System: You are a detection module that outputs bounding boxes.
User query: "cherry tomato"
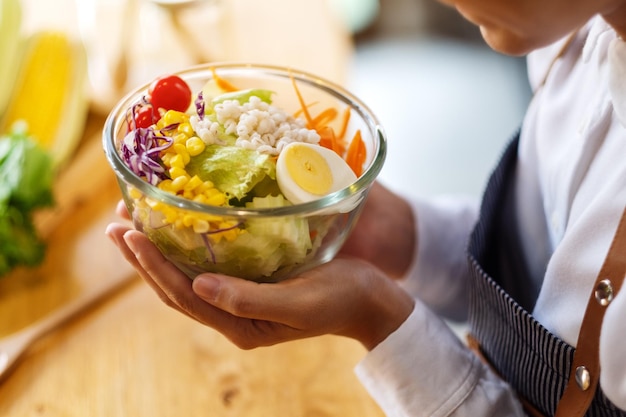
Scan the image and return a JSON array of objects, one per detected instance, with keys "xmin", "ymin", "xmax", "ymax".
[
  {"xmin": 133, "ymin": 105, "xmax": 159, "ymax": 129},
  {"xmin": 148, "ymin": 75, "xmax": 192, "ymax": 113}
]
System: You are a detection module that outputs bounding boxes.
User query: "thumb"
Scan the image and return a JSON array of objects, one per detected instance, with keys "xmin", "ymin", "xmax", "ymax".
[{"xmin": 191, "ymin": 273, "xmax": 315, "ymax": 325}]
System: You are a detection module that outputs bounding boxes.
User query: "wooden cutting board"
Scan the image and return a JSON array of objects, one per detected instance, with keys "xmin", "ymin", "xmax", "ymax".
[{"xmin": 0, "ymin": 120, "xmax": 384, "ymax": 417}]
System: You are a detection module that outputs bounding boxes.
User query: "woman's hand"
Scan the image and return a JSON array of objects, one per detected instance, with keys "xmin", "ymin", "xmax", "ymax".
[{"xmin": 106, "ymin": 218, "xmax": 414, "ymax": 351}]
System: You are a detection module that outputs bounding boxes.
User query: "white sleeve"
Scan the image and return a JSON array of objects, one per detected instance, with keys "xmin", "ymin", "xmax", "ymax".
[
  {"xmin": 355, "ymin": 194, "xmax": 526, "ymax": 416},
  {"xmin": 355, "ymin": 300, "xmax": 526, "ymax": 417},
  {"xmin": 399, "ymin": 195, "xmax": 480, "ymax": 321}
]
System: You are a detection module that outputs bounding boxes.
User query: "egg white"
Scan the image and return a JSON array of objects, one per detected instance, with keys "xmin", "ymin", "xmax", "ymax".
[{"xmin": 276, "ymin": 142, "xmax": 357, "ymax": 204}]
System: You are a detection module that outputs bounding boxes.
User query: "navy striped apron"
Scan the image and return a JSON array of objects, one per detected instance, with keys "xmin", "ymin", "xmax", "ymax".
[{"xmin": 467, "ymin": 133, "xmax": 626, "ymax": 416}]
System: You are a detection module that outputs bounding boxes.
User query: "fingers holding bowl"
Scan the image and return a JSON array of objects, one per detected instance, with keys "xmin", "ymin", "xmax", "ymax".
[
  {"xmin": 106, "ymin": 224, "xmax": 194, "ymax": 319},
  {"xmin": 107, "ymin": 224, "xmax": 413, "ymax": 350},
  {"xmin": 192, "ymin": 257, "xmax": 415, "ymax": 349}
]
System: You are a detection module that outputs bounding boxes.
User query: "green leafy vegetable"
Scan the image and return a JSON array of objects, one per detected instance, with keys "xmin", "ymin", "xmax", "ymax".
[
  {"xmin": 0, "ymin": 125, "xmax": 55, "ymax": 276},
  {"xmin": 186, "ymin": 144, "xmax": 276, "ymax": 201},
  {"xmin": 210, "ymin": 88, "xmax": 274, "ymax": 105}
]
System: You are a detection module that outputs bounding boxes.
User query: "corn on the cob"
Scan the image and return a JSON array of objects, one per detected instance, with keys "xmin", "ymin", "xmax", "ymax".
[
  {"xmin": 0, "ymin": 0, "xmax": 22, "ymax": 116},
  {"xmin": 1, "ymin": 30, "xmax": 89, "ymax": 168}
]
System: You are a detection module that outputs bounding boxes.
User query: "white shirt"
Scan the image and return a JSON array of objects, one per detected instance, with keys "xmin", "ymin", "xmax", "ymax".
[{"xmin": 355, "ymin": 16, "xmax": 626, "ymax": 416}]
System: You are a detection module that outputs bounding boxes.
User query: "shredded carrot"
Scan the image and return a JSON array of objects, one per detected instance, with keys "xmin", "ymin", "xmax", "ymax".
[
  {"xmin": 337, "ymin": 107, "xmax": 351, "ymax": 141},
  {"xmin": 318, "ymin": 127, "xmax": 334, "ymax": 150},
  {"xmin": 293, "ymin": 101, "xmax": 320, "ymax": 120},
  {"xmin": 211, "ymin": 67, "xmax": 239, "ymax": 92},
  {"xmin": 296, "ymin": 103, "xmax": 345, "ymax": 153},
  {"xmin": 311, "ymin": 107, "xmax": 338, "ymax": 128},
  {"xmin": 290, "ymin": 72, "xmax": 315, "ymax": 127},
  {"xmin": 289, "ymin": 72, "xmax": 365, "ymax": 176},
  {"xmin": 318, "ymin": 126, "xmax": 345, "ymax": 155},
  {"xmin": 345, "ymin": 130, "xmax": 366, "ymax": 177}
]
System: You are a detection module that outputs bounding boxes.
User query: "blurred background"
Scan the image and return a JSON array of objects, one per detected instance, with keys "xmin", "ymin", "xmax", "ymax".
[{"xmin": 348, "ymin": 0, "xmax": 531, "ymax": 199}]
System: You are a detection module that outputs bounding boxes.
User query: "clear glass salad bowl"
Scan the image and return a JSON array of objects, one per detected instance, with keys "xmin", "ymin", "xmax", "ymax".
[{"xmin": 103, "ymin": 63, "xmax": 386, "ymax": 282}]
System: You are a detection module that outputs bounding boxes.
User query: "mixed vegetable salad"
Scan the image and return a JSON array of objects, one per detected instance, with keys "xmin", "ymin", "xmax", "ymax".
[{"xmin": 119, "ymin": 69, "xmax": 367, "ymax": 280}]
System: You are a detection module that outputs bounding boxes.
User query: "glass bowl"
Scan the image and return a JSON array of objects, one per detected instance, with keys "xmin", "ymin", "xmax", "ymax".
[{"xmin": 103, "ymin": 63, "xmax": 386, "ymax": 282}]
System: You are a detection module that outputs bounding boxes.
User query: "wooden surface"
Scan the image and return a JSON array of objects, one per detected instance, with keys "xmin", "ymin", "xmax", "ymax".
[
  {"xmin": 0, "ymin": 1, "xmax": 383, "ymax": 416},
  {"xmin": 0, "ymin": 125, "xmax": 383, "ymax": 417}
]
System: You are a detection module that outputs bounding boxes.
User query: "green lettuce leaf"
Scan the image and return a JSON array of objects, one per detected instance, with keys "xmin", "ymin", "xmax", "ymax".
[
  {"xmin": 211, "ymin": 88, "xmax": 274, "ymax": 105},
  {"xmin": 185, "ymin": 144, "xmax": 276, "ymax": 201}
]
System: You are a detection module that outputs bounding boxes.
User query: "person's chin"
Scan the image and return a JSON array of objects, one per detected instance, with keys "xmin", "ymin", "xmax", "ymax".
[{"xmin": 480, "ymin": 27, "xmax": 538, "ymax": 57}]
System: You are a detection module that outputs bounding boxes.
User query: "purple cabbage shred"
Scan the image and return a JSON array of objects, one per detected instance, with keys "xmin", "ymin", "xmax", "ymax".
[
  {"xmin": 121, "ymin": 102, "xmax": 173, "ymax": 185},
  {"xmin": 195, "ymin": 91, "xmax": 205, "ymax": 120}
]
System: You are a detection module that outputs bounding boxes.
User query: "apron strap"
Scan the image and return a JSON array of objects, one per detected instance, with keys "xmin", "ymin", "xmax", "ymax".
[
  {"xmin": 554, "ymin": 207, "xmax": 626, "ymax": 416},
  {"xmin": 468, "ymin": 207, "xmax": 626, "ymax": 416}
]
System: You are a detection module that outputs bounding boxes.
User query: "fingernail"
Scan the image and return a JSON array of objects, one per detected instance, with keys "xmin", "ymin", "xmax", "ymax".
[
  {"xmin": 105, "ymin": 225, "xmax": 126, "ymax": 249},
  {"xmin": 192, "ymin": 275, "xmax": 221, "ymax": 301},
  {"xmin": 105, "ymin": 227, "xmax": 117, "ymax": 245},
  {"xmin": 123, "ymin": 231, "xmax": 138, "ymax": 251}
]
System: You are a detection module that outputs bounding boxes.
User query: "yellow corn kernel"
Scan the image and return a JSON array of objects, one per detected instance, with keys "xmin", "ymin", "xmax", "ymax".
[
  {"xmin": 181, "ymin": 214, "xmax": 195, "ymax": 228},
  {"xmin": 164, "ymin": 209, "xmax": 178, "ymax": 224},
  {"xmin": 173, "ymin": 143, "xmax": 190, "ymax": 165},
  {"xmin": 192, "ymin": 219, "xmax": 210, "ymax": 234},
  {"xmin": 199, "ymin": 181, "xmax": 216, "ymax": 193},
  {"xmin": 206, "ymin": 187, "xmax": 224, "ymax": 200},
  {"xmin": 162, "ymin": 110, "xmax": 187, "ymax": 126},
  {"xmin": 170, "ymin": 175, "xmax": 189, "ymax": 192},
  {"xmin": 157, "ymin": 179, "xmax": 174, "ymax": 192},
  {"xmin": 184, "ymin": 175, "xmax": 203, "ymax": 192},
  {"xmin": 160, "ymin": 152, "xmax": 174, "ymax": 167},
  {"xmin": 207, "ymin": 233, "xmax": 222, "ymax": 244},
  {"xmin": 169, "ymin": 154, "xmax": 185, "ymax": 169},
  {"xmin": 173, "ymin": 218, "xmax": 185, "ymax": 229},
  {"xmin": 221, "ymin": 220, "xmax": 239, "ymax": 230},
  {"xmin": 192, "ymin": 193, "xmax": 208, "ymax": 204},
  {"xmin": 169, "ymin": 166, "xmax": 187, "ymax": 178},
  {"xmin": 212, "ymin": 223, "xmax": 240, "ymax": 242},
  {"xmin": 128, "ymin": 186, "xmax": 142, "ymax": 200},
  {"xmin": 180, "ymin": 190, "xmax": 193, "ymax": 200},
  {"xmin": 186, "ymin": 136, "xmax": 205, "ymax": 156},
  {"xmin": 205, "ymin": 186, "xmax": 221, "ymax": 195},
  {"xmin": 205, "ymin": 192, "xmax": 226, "ymax": 206},
  {"xmin": 205, "ymin": 214, "xmax": 225, "ymax": 223},
  {"xmin": 178, "ymin": 122, "xmax": 194, "ymax": 137},
  {"xmin": 171, "ymin": 133, "xmax": 187, "ymax": 144},
  {"xmin": 221, "ymin": 229, "xmax": 239, "ymax": 242},
  {"xmin": 145, "ymin": 197, "xmax": 162, "ymax": 209}
]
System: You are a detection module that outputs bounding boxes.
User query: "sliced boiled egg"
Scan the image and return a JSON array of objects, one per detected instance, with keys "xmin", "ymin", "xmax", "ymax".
[{"xmin": 276, "ymin": 142, "xmax": 357, "ymax": 204}]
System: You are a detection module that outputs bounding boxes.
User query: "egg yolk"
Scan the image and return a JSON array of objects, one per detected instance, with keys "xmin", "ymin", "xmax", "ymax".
[{"xmin": 284, "ymin": 144, "xmax": 333, "ymax": 195}]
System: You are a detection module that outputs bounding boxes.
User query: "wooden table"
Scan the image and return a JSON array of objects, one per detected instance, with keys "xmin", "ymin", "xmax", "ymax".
[
  {"xmin": 0, "ymin": 176, "xmax": 383, "ymax": 416},
  {"xmin": 0, "ymin": 1, "xmax": 383, "ymax": 415}
]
